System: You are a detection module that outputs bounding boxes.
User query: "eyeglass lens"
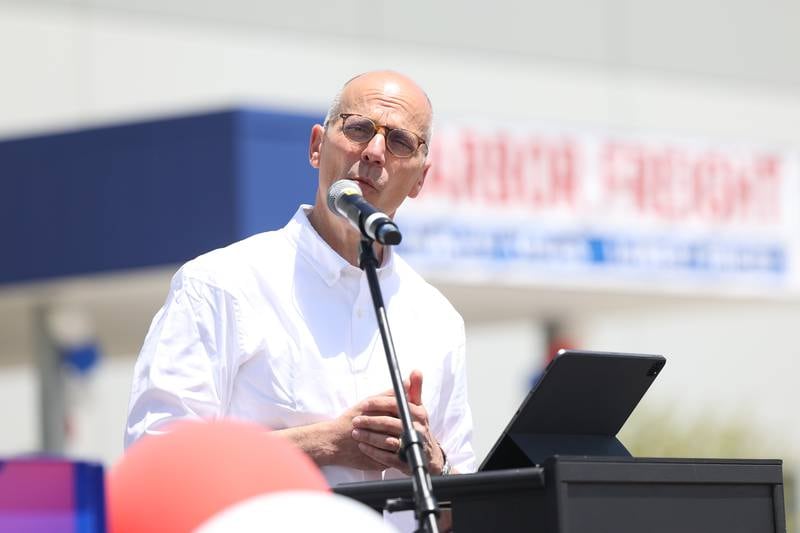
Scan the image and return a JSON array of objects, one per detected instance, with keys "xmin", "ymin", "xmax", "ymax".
[{"xmin": 342, "ymin": 115, "xmax": 420, "ymax": 157}]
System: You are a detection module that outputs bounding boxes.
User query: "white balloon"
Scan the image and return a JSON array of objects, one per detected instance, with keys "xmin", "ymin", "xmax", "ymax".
[{"xmin": 194, "ymin": 490, "xmax": 401, "ymax": 532}]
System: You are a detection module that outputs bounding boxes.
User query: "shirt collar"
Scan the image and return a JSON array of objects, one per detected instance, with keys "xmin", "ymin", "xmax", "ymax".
[{"xmin": 285, "ymin": 205, "xmax": 396, "ymax": 286}]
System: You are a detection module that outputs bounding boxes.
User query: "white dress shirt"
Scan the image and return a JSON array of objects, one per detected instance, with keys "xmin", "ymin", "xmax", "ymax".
[{"xmin": 125, "ymin": 205, "xmax": 475, "ymax": 487}]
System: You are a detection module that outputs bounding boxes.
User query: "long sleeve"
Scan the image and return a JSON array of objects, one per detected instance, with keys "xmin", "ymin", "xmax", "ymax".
[
  {"xmin": 436, "ymin": 319, "xmax": 476, "ymax": 473},
  {"xmin": 124, "ymin": 267, "xmax": 244, "ymax": 448}
]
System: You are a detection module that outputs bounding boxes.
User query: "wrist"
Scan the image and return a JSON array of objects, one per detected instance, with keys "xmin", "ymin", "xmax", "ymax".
[
  {"xmin": 438, "ymin": 444, "xmax": 451, "ymax": 476},
  {"xmin": 275, "ymin": 422, "xmax": 336, "ymax": 467},
  {"xmin": 313, "ymin": 420, "xmax": 340, "ymax": 466}
]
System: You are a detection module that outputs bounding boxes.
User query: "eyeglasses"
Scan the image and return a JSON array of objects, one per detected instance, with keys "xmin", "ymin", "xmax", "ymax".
[{"xmin": 338, "ymin": 113, "xmax": 427, "ymax": 158}]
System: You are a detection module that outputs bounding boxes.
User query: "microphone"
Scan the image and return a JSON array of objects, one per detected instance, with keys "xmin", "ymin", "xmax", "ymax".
[{"xmin": 327, "ymin": 180, "xmax": 402, "ymax": 245}]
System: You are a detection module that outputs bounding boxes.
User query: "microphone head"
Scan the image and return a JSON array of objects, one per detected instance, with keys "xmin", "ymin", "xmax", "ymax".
[{"xmin": 327, "ymin": 179, "xmax": 363, "ymax": 215}]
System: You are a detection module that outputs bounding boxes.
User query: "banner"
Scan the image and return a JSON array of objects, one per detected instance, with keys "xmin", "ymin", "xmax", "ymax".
[{"xmin": 397, "ymin": 120, "xmax": 800, "ymax": 294}]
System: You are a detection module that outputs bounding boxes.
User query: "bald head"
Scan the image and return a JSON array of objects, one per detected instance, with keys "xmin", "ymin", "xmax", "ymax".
[{"xmin": 324, "ymin": 71, "xmax": 433, "ymax": 144}]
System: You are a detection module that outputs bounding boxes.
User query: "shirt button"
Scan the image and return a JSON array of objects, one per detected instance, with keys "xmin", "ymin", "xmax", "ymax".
[{"xmin": 356, "ymin": 308, "xmax": 363, "ymax": 319}]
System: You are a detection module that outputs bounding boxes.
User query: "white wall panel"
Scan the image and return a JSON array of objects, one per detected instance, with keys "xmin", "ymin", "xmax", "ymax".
[
  {"xmin": 465, "ymin": 319, "xmax": 546, "ymax": 463},
  {"xmin": 3, "ymin": 1, "xmax": 800, "ymax": 145},
  {"xmin": 63, "ymin": 356, "xmax": 136, "ymax": 465},
  {"xmin": 0, "ymin": 364, "xmax": 39, "ymax": 454}
]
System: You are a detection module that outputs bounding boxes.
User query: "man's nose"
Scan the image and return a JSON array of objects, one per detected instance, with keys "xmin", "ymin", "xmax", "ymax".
[{"xmin": 361, "ymin": 133, "xmax": 386, "ymax": 167}]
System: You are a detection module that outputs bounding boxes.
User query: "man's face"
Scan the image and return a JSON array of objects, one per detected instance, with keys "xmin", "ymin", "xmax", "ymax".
[{"xmin": 309, "ymin": 73, "xmax": 431, "ymax": 218}]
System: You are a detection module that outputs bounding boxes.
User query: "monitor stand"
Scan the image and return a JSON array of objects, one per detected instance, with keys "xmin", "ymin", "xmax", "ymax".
[{"xmin": 481, "ymin": 432, "xmax": 631, "ymax": 470}]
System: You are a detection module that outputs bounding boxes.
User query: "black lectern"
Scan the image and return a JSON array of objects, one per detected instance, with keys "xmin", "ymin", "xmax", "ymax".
[
  {"xmin": 334, "ymin": 351, "xmax": 787, "ymax": 532},
  {"xmin": 334, "ymin": 456, "xmax": 786, "ymax": 533}
]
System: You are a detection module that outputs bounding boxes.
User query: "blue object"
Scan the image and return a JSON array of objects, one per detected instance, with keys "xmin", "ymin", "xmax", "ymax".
[
  {"xmin": 61, "ymin": 344, "xmax": 100, "ymax": 375},
  {"xmin": 0, "ymin": 108, "xmax": 320, "ymax": 285}
]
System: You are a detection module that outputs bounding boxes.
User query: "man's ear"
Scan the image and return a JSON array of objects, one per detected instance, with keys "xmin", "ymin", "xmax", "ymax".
[
  {"xmin": 408, "ymin": 159, "xmax": 431, "ymax": 199},
  {"xmin": 309, "ymin": 124, "xmax": 324, "ymax": 169}
]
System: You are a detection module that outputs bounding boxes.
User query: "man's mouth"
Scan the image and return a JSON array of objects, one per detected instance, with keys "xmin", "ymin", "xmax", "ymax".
[{"xmin": 352, "ymin": 178, "xmax": 378, "ymax": 192}]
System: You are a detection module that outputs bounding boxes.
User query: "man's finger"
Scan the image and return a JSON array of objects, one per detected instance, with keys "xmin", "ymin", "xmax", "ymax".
[
  {"xmin": 408, "ymin": 369, "xmax": 423, "ymax": 405},
  {"xmin": 357, "ymin": 443, "xmax": 409, "ymax": 474},
  {"xmin": 351, "ymin": 427, "xmax": 401, "ymax": 452},
  {"xmin": 360, "ymin": 397, "xmax": 430, "ymax": 427},
  {"xmin": 361, "ymin": 396, "xmax": 400, "ymax": 415},
  {"xmin": 353, "ymin": 414, "xmax": 403, "ymax": 435}
]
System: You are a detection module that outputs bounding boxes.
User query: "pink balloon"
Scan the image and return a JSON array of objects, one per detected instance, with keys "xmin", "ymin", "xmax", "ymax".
[{"xmin": 108, "ymin": 420, "xmax": 329, "ymax": 533}]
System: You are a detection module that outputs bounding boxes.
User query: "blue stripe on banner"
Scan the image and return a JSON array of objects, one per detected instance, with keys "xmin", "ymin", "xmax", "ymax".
[
  {"xmin": 398, "ymin": 220, "xmax": 787, "ymax": 279},
  {"xmin": 588, "ymin": 237, "xmax": 606, "ymax": 264}
]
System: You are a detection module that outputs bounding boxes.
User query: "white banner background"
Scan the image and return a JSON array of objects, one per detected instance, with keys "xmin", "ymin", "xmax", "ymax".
[{"xmin": 397, "ymin": 119, "xmax": 800, "ymax": 295}]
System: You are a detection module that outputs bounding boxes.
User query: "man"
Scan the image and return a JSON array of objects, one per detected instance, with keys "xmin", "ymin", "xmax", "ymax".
[{"xmin": 125, "ymin": 71, "xmax": 475, "ymax": 487}]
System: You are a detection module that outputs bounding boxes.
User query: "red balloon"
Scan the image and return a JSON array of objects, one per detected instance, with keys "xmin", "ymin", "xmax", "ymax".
[{"xmin": 108, "ymin": 419, "xmax": 329, "ymax": 533}]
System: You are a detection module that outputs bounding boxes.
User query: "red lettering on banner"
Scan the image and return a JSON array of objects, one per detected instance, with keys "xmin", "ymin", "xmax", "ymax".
[
  {"xmin": 426, "ymin": 130, "xmax": 578, "ymax": 211},
  {"xmin": 461, "ymin": 131, "xmax": 478, "ymax": 203},
  {"xmin": 516, "ymin": 138, "xmax": 577, "ymax": 208},
  {"xmin": 425, "ymin": 128, "xmax": 783, "ymax": 227},
  {"xmin": 425, "ymin": 130, "xmax": 468, "ymax": 201},
  {"xmin": 552, "ymin": 141, "xmax": 578, "ymax": 208},
  {"xmin": 647, "ymin": 148, "xmax": 677, "ymax": 218},
  {"xmin": 754, "ymin": 155, "xmax": 781, "ymax": 223},
  {"xmin": 601, "ymin": 142, "xmax": 782, "ymax": 225},
  {"xmin": 469, "ymin": 132, "xmax": 510, "ymax": 205},
  {"xmin": 603, "ymin": 143, "xmax": 647, "ymax": 213}
]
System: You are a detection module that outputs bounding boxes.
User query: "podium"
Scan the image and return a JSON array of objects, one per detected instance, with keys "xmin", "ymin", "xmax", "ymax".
[
  {"xmin": 335, "ymin": 351, "xmax": 786, "ymax": 531},
  {"xmin": 334, "ymin": 456, "xmax": 786, "ymax": 533}
]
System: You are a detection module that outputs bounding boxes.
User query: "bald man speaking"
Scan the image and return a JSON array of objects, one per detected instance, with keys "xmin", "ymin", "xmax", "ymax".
[{"xmin": 125, "ymin": 71, "xmax": 475, "ymax": 497}]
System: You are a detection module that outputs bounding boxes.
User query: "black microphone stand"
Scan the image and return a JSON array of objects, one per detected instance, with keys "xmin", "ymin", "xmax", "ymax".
[{"xmin": 358, "ymin": 238, "xmax": 440, "ymax": 533}]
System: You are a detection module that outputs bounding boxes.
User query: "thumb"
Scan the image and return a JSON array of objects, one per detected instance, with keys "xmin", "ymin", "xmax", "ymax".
[{"xmin": 408, "ymin": 369, "xmax": 423, "ymax": 405}]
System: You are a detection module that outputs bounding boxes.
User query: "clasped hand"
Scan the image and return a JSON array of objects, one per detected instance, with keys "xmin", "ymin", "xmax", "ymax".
[{"xmin": 335, "ymin": 369, "xmax": 444, "ymax": 475}]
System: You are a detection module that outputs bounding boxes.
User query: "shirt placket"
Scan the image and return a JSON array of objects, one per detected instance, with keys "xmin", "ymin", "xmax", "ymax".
[{"xmin": 349, "ymin": 272, "xmax": 379, "ymax": 401}]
